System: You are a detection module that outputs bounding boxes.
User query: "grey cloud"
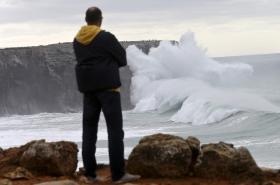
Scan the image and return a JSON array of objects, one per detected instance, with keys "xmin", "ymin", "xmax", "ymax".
[{"xmin": 0, "ymin": 0, "xmax": 280, "ymax": 25}]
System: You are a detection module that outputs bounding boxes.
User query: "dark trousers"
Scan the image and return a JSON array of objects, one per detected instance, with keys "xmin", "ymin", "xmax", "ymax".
[{"xmin": 82, "ymin": 90, "xmax": 125, "ymax": 181}]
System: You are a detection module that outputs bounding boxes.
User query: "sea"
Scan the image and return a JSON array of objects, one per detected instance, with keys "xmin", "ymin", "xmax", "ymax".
[{"xmin": 0, "ymin": 32, "xmax": 279, "ymax": 168}]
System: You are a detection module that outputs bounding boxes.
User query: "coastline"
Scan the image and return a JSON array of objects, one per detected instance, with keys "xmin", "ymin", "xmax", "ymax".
[{"xmin": 1, "ymin": 134, "xmax": 280, "ymax": 185}]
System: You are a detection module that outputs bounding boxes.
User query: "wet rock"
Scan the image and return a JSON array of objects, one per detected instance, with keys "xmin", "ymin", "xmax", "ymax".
[
  {"xmin": 2, "ymin": 167, "xmax": 33, "ymax": 180},
  {"xmin": 34, "ymin": 180, "xmax": 78, "ymax": 185},
  {"xmin": 0, "ymin": 179, "xmax": 12, "ymax": 185},
  {"xmin": 195, "ymin": 142, "xmax": 263, "ymax": 182},
  {"xmin": 19, "ymin": 140, "xmax": 78, "ymax": 176},
  {"xmin": 127, "ymin": 133, "xmax": 192, "ymax": 177}
]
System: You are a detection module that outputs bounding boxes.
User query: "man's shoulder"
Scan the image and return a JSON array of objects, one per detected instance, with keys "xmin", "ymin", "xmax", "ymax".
[{"xmin": 99, "ymin": 30, "xmax": 116, "ymax": 40}]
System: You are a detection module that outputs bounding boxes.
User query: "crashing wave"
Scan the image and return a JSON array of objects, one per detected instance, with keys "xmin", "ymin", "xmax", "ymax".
[{"xmin": 127, "ymin": 32, "xmax": 280, "ymax": 125}]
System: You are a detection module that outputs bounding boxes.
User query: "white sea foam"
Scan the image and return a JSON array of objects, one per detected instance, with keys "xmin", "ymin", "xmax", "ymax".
[{"xmin": 127, "ymin": 32, "xmax": 280, "ymax": 125}]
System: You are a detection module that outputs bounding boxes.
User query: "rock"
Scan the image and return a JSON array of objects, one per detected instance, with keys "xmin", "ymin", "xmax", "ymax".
[
  {"xmin": 0, "ymin": 179, "xmax": 12, "ymax": 185},
  {"xmin": 186, "ymin": 136, "xmax": 201, "ymax": 172},
  {"xmin": 127, "ymin": 133, "xmax": 192, "ymax": 177},
  {"xmin": 0, "ymin": 140, "xmax": 78, "ymax": 177},
  {"xmin": 195, "ymin": 142, "xmax": 263, "ymax": 182},
  {"xmin": 34, "ymin": 180, "xmax": 78, "ymax": 185},
  {"xmin": 186, "ymin": 136, "xmax": 200, "ymax": 154},
  {"xmin": 2, "ymin": 167, "xmax": 33, "ymax": 180},
  {"xmin": 0, "ymin": 140, "xmax": 37, "ymax": 174},
  {"xmin": 77, "ymin": 176, "xmax": 88, "ymax": 184},
  {"xmin": 261, "ymin": 167, "xmax": 280, "ymax": 179},
  {"xmin": 0, "ymin": 147, "xmax": 4, "ymax": 158},
  {"xmin": 139, "ymin": 134, "xmax": 184, "ymax": 144},
  {"xmin": 19, "ymin": 140, "xmax": 78, "ymax": 176},
  {"xmin": 262, "ymin": 181, "xmax": 277, "ymax": 185}
]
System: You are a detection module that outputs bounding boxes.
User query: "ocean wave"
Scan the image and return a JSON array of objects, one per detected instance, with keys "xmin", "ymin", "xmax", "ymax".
[{"xmin": 127, "ymin": 32, "xmax": 280, "ymax": 125}]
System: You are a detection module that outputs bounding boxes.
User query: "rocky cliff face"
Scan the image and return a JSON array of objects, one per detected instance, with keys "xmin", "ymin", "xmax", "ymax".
[{"xmin": 0, "ymin": 41, "xmax": 160, "ymax": 116}]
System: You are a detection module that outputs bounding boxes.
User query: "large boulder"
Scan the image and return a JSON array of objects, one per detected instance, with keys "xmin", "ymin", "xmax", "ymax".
[
  {"xmin": 19, "ymin": 140, "xmax": 78, "ymax": 176},
  {"xmin": 127, "ymin": 133, "xmax": 192, "ymax": 177},
  {"xmin": 195, "ymin": 142, "xmax": 263, "ymax": 181},
  {"xmin": 0, "ymin": 141, "xmax": 36, "ymax": 174}
]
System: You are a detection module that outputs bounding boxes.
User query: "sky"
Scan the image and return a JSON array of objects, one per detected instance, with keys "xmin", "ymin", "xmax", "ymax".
[{"xmin": 0, "ymin": 0, "xmax": 280, "ymax": 57}]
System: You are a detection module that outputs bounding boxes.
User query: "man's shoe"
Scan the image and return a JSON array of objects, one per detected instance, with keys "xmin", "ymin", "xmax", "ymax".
[{"xmin": 114, "ymin": 173, "xmax": 141, "ymax": 184}]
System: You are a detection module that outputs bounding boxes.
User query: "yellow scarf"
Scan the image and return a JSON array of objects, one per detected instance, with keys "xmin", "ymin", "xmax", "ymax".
[{"xmin": 75, "ymin": 25, "xmax": 101, "ymax": 45}]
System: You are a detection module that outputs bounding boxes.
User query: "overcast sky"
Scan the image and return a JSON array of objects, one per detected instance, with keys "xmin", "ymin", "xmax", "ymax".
[{"xmin": 0, "ymin": 0, "xmax": 280, "ymax": 56}]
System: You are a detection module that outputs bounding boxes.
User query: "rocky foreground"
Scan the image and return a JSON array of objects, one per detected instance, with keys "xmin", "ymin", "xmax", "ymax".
[{"xmin": 0, "ymin": 134, "xmax": 280, "ymax": 185}]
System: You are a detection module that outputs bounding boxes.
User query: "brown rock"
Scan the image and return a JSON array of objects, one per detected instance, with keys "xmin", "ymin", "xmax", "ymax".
[
  {"xmin": 262, "ymin": 181, "xmax": 277, "ymax": 185},
  {"xmin": 2, "ymin": 167, "xmax": 33, "ymax": 180},
  {"xmin": 34, "ymin": 180, "xmax": 78, "ymax": 185},
  {"xmin": 139, "ymin": 134, "xmax": 184, "ymax": 144},
  {"xmin": 186, "ymin": 136, "xmax": 200, "ymax": 152},
  {"xmin": 0, "ymin": 141, "xmax": 38, "ymax": 174},
  {"xmin": 261, "ymin": 167, "xmax": 280, "ymax": 179},
  {"xmin": 127, "ymin": 133, "xmax": 192, "ymax": 177},
  {"xmin": 195, "ymin": 142, "xmax": 263, "ymax": 182},
  {"xmin": 19, "ymin": 140, "xmax": 78, "ymax": 176},
  {"xmin": 186, "ymin": 136, "xmax": 201, "ymax": 173},
  {"xmin": 0, "ymin": 179, "xmax": 12, "ymax": 185},
  {"xmin": 0, "ymin": 147, "xmax": 4, "ymax": 158}
]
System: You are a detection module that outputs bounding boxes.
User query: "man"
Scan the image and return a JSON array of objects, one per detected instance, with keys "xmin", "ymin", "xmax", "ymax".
[{"xmin": 73, "ymin": 7, "xmax": 140, "ymax": 183}]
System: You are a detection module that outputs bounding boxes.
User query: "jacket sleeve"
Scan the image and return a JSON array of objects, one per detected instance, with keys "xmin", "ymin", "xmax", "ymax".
[{"xmin": 104, "ymin": 32, "xmax": 127, "ymax": 67}]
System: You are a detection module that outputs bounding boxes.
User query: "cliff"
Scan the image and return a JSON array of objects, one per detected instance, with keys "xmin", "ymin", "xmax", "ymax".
[{"xmin": 0, "ymin": 41, "xmax": 160, "ymax": 116}]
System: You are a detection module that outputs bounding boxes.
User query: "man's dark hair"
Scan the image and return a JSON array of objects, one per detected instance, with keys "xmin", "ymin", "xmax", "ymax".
[{"xmin": 85, "ymin": 7, "xmax": 102, "ymax": 24}]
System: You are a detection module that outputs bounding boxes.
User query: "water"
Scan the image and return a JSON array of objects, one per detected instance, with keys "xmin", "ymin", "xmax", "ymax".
[
  {"xmin": 0, "ymin": 110, "xmax": 280, "ymax": 168},
  {"xmin": 0, "ymin": 111, "xmax": 180, "ymax": 167},
  {"xmin": 0, "ymin": 32, "xmax": 280, "ymax": 169}
]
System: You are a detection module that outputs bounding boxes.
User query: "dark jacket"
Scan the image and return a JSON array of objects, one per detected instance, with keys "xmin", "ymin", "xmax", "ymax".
[{"xmin": 73, "ymin": 25, "xmax": 127, "ymax": 93}]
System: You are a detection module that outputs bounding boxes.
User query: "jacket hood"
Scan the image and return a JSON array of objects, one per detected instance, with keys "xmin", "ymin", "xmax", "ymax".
[{"xmin": 75, "ymin": 25, "xmax": 101, "ymax": 45}]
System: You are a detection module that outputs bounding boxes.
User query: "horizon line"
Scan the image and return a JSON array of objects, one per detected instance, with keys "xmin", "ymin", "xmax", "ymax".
[{"xmin": 0, "ymin": 41, "xmax": 279, "ymax": 58}]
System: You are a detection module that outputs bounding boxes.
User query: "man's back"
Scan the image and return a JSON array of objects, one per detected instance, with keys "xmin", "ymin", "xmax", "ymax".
[{"xmin": 73, "ymin": 26, "xmax": 127, "ymax": 92}]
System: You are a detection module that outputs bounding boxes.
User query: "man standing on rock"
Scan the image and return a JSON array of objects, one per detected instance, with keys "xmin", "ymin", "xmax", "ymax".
[{"xmin": 73, "ymin": 7, "xmax": 140, "ymax": 183}]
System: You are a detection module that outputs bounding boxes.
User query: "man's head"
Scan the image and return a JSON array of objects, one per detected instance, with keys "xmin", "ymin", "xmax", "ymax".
[{"xmin": 85, "ymin": 7, "xmax": 102, "ymax": 26}]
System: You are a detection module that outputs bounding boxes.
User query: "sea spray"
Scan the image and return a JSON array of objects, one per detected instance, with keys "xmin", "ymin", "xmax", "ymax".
[{"xmin": 127, "ymin": 32, "xmax": 280, "ymax": 125}]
